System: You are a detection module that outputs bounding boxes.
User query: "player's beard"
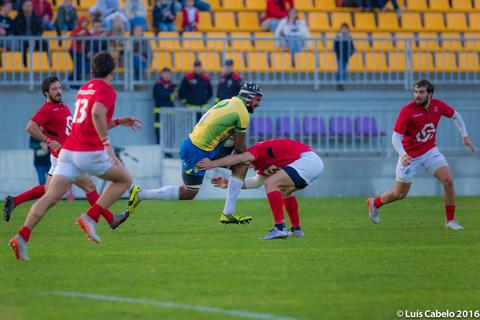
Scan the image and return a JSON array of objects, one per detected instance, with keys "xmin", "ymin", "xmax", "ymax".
[
  {"xmin": 50, "ymin": 94, "xmax": 62, "ymax": 104},
  {"xmin": 415, "ymin": 97, "xmax": 429, "ymax": 106}
]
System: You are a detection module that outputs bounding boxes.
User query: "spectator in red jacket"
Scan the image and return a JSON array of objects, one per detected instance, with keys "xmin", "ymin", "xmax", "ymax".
[
  {"xmin": 261, "ymin": 0, "xmax": 294, "ymax": 32},
  {"xmin": 182, "ymin": 0, "xmax": 198, "ymax": 31},
  {"xmin": 33, "ymin": 0, "xmax": 53, "ymax": 30}
]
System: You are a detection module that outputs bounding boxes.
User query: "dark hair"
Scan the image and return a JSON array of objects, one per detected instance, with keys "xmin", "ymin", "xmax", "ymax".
[
  {"xmin": 92, "ymin": 51, "xmax": 115, "ymax": 78},
  {"xmin": 415, "ymin": 79, "xmax": 434, "ymax": 94},
  {"xmin": 41, "ymin": 76, "xmax": 60, "ymax": 97},
  {"xmin": 340, "ymin": 23, "xmax": 350, "ymax": 30}
]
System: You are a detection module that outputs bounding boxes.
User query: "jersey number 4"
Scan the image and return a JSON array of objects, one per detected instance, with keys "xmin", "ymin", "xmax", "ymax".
[
  {"xmin": 73, "ymin": 99, "xmax": 89, "ymax": 124},
  {"xmin": 416, "ymin": 123, "xmax": 435, "ymax": 142}
]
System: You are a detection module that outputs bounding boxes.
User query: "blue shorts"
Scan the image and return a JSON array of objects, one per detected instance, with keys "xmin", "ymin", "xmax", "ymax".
[{"xmin": 179, "ymin": 138, "xmax": 232, "ymax": 186}]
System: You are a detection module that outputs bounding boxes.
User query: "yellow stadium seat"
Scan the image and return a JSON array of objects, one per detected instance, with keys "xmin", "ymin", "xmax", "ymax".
[
  {"xmin": 152, "ymin": 52, "xmax": 173, "ymax": 72},
  {"xmin": 353, "ymin": 13, "xmax": 376, "ymax": 32},
  {"xmin": 48, "ymin": 36, "xmax": 71, "ymax": 51},
  {"xmin": 246, "ymin": 52, "xmax": 270, "ymax": 72},
  {"xmin": 388, "ymin": 52, "xmax": 407, "ymax": 73},
  {"xmin": 407, "ymin": 0, "xmax": 427, "ymax": 11},
  {"xmin": 229, "ymin": 32, "xmax": 253, "ymax": 52},
  {"xmin": 28, "ymin": 52, "xmax": 50, "ymax": 72},
  {"xmin": 434, "ymin": 52, "xmax": 457, "ymax": 72},
  {"xmin": 223, "ymin": 53, "xmax": 246, "ymax": 72},
  {"xmin": 198, "ymin": 12, "xmax": 215, "ymax": 31},
  {"xmin": 245, "ymin": 0, "xmax": 266, "ymax": 11},
  {"xmin": 51, "ymin": 52, "xmax": 73, "ymax": 72},
  {"xmin": 1, "ymin": 52, "xmax": 24, "ymax": 72},
  {"xmin": 205, "ymin": 32, "xmax": 228, "ymax": 51},
  {"xmin": 222, "ymin": 0, "xmax": 244, "ymax": 10},
  {"xmin": 348, "ymin": 52, "xmax": 364, "ymax": 72},
  {"xmin": 365, "ymin": 52, "xmax": 388, "ymax": 72},
  {"xmin": 452, "ymin": 0, "xmax": 474, "ymax": 11},
  {"xmin": 412, "ymin": 52, "xmax": 435, "ymax": 72},
  {"xmin": 253, "ymin": 32, "xmax": 277, "ymax": 51},
  {"xmin": 424, "ymin": 13, "xmax": 446, "ymax": 31},
  {"xmin": 331, "ymin": 12, "xmax": 353, "ymax": 30},
  {"xmin": 271, "ymin": 52, "xmax": 294, "ymax": 72},
  {"xmin": 394, "ymin": 32, "xmax": 416, "ymax": 50},
  {"xmin": 429, "ymin": 0, "xmax": 450, "ymax": 11},
  {"xmin": 174, "ymin": 52, "xmax": 197, "ymax": 72},
  {"xmin": 159, "ymin": 32, "xmax": 181, "ymax": 51},
  {"xmin": 378, "ymin": 13, "xmax": 400, "ymax": 32},
  {"xmin": 197, "ymin": 52, "xmax": 221, "ymax": 72},
  {"xmin": 371, "ymin": 32, "xmax": 395, "ymax": 51},
  {"xmin": 417, "ymin": 32, "xmax": 441, "ymax": 51},
  {"xmin": 318, "ymin": 52, "xmax": 337, "ymax": 72},
  {"xmin": 80, "ymin": 0, "xmax": 95, "ymax": 9},
  {"xmin": 464, "ymin": 33, "xmax": 480, "ymax": 51},
  {"xmin": 215, "ymin": 12, "xmax": 237, "ymax": 31},
  {"xmin": 238, "ymin": 12, "xmax": 261, "ymax": 31},
  {"xmin": 441, "ymin": 32, "xmax": 463, "ymax": 51},
  {"xmin": 182, "ymin": 32, "xmax": 205, "ymax": 51},
  {"xmin": 470, "ymin": 13, "xmax": 480, "ymax": 31},
  {"xmin": 446, "ymin": 13, "xmax": 468, "ymax": 31},
  {"xmin": 209, "ymin": 0, "xmax": 221, "ymax": 11},
  {"xmin": 323, "ymin": 31, "xmax": 337, "ymax": 51},
  {"xmin": 315, "ymin": 0, "xmax": 336, "ymax": 11},
  {"xmin": 174, "ymin": 12, "xmax": 183, "ymax": 31},
  {"xmin": 295, "ymin": 0, "xmax": 315, "ymax": 11},
  {"xmin": 458, "ymin": 52, "xmax": 479, "ymax": 72},
  {"xmin": 351, "ymin": 32, "xmax": 370, "ymax": 51},
  {"xmin": 308, "ymin": 12, "xmax": 330, "ymax": 32},
  {"xmin": 400, "ymin": 13, "xmax": 423, "ymax": 32},
  {"xmin": 475, "ymin": 0, "xmax": 480, "ymax": 10},
  {"xmin": 294, "ymin": 52, "xmax": 316, "ymax": 72}
]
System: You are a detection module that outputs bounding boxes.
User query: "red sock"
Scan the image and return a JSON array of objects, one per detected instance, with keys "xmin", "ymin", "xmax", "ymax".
[
  {"xmin": 267, "ymin": 191, "xmax": 285, "ymax": 224},
  {"xmin": 373, "ymin": 196, "xmax": 384, "ymax": 208},
  {"xmin": 13, "ymin": 185, "xmax": 45, "ymax": 207},
  {"xmin": 445, "ymin": 205, "xmax": 455, "ymax": 221},
  {"xmin": 85, "ymin": 191, "xmax": 113, "ymax": 223},
  {"xmin": 283, "ymin": 196, "xmax": 300, "ymax": 228},
  {"xmin": 86, "ymin": 204, "xmax": 104, "ymax": 223},
  {"xmin": 18, "ymin": 226, "xmax": 31, "ymax": 242}
]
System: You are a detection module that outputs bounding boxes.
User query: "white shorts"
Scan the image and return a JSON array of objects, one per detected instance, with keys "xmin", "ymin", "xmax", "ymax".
[
  {"xmin": 54, "ymin": 149, "xmax": 112, "ymax": 180},
  {"xmin": 48, "ymin": 154, "xmax": 58, "ymax": 176},
  {"xmin": 396, "ymin": 147, "xmax": 448, "ymax": 183},
  {"xmin": 283, "ymin": 151, "xmax": 324, "ymax": 189}
]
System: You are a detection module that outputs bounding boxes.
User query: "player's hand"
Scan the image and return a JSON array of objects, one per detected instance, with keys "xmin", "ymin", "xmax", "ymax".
[
  {"xmin": 463, "ymin": 136, "xmax": 474, "ymax": 152},
  {"xmin": 211, "ymin": 176, "xmax": 229, "ymax": 189},
  {"xmin": 47, "ymin": 139, "xmax": 62, "ymax": 153},
  {"xmin": 119, "ymin": 117, "xmax": 143, "ymax": 131},
  {"xmin": 105, "ymin": 145, "xmax": 120, "ymax": 166},
  {"xmin": 196, "ymin": 158, "xmax": 214, "ymax": 170},
  {"xmin": 401, "ymin": 154, "xmax": 412, "ymax": 166}
]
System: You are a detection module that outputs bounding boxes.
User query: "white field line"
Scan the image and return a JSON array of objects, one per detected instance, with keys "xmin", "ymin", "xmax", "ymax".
[{"xmin": 43, "ymin": 291, "xmax": 298, "ymax": 320}]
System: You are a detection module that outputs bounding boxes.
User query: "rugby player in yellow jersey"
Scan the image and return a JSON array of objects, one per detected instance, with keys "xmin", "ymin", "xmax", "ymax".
[{"xmin": 126, "ymin": 83, "xmax": 263, "ymax": 224}]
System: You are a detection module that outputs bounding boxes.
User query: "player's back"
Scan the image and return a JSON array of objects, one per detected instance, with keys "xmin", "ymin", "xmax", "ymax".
[
  {"xmin": 63, "ymin": 79, "xmax": 117, "ymax": 152},
  {"xmin": 189, "ymin": 96, "xmax": 250, "ymax": 151}
]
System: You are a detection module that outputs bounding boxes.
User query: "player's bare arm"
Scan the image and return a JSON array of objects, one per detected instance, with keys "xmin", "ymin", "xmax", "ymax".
[
  {"xmin": 108, "ymin": 117, "xmax": 143, "ymax": 131},
  {"xmin": 196, "ymin": 151, "xmax": 255, "ymax": 170},
  {"xmin": 232, "ymin": 131, "xmax": 247, "ymax": 154},
  {"xmin": 92, "ymin": 102, "xmax": 120, "ymax": 165},
  {"xmin": 25, "ymin": 120, "xmax": 61, "ymax": 153}
]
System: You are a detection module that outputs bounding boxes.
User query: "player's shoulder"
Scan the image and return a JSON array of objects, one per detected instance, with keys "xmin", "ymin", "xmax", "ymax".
[{"xmin": 430, "ymin": 98, "xmax": 451, "ymax": 109}]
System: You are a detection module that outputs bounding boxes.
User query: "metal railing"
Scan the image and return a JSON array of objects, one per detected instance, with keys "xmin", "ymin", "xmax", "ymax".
[
  {"xmin": 0, "ymin": 35, "xmax": 478, "ymax": 90},
  {"xmin": 158, "ymin": 106, "xmax": 480, "ymax": 157}
]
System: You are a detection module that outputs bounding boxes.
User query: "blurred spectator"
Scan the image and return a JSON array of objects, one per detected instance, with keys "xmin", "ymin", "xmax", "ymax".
[
  {"xmin": 33, "ymin": 0, "xmax": 53, "ymax": 30},
  {"xmin": 377, "ymin": 0, "xmax": 402, "ymax": 15},
  {"xmin": 355, "ymin": 0, "xmax": 373, "ymax": 11},
  {"xmin": 69, "ymin": 16, "xmax": 90, "ymax": 85},
  {"xmin": 274, "ymin": 8, "xmax": 310, "ymax": 55},
  {"xmin": 153, "ymin": 0, "xmax": 177, "ymax": 32},
  {"xmin": 216, "ymin": 59, "xmax": 243, "ymax": 102},
  {"xmin": 89, "ymin": 19, "xmax": 109, "ymax": 55},
  {"xmin": 55, "ymin": 0, "xmax": 78, "ymax": 33},
  {"xmin": 14, "ymin": 0, "xmax": 50, "ymax": 67},
  {"xmin": 153, "ymin": 67, "xmax": 177, "ymax": 143},
  {"xmin": 261, "ymin": 0, "xmax": 294, "ymax": 32},
  {"xmin": 124, "ymin": 0, "xmax": 148, "ymax": 30},
  {"xmin": 333, "ymin": 23, "xmax": 355, "ymax": 91},
  {"xmin": 180, "ymin": 0, "xmax": 210, "ymax": 12},
  {"xmin": 131, "ymin": 24, "xmax": 152, "ymax": 80},
  {"xmin": 109, "ymin": 15, "xmax": 125, "ymax": 66},
  {"xmin": 179, "ymin": 60, "xmax": 212, "ymax": 110},
  {"xmin": 0, "ymin": 1, "xmax": 16, "ymax": 51},
  {"xmin": 89, "ymin": 0, "xmax": 129, "ymax": 31},
  {"xmin": 29, "ymin": 136, "xmax": 50, "ymax": 185},
  {"xmin": 182, "ymin": 0, "xmax": 198, "ymax": 31}
]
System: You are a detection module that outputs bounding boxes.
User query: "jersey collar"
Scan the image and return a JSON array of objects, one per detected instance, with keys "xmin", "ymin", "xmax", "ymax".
[{"xmin": 235, "ymin": 95, "xmax": 248, "ymax": 109}]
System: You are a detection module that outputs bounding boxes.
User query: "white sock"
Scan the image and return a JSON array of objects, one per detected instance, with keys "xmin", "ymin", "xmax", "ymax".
[
  {"xmin": 223, "ymin": 176, "xmax": 244, "ymax": 215},
  {"xmin": 138, "ymin": 186, "xmax": 180, "ymax": 200}
]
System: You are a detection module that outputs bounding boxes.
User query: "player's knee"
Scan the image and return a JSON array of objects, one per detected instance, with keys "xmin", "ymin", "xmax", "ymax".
[
  {"xmin": 179, "ymin": 186, "xmax": 198, "ymax": 200},
  {"xmin": 443, "ymin": 177, "xmax": 454, "ymax": 189}
]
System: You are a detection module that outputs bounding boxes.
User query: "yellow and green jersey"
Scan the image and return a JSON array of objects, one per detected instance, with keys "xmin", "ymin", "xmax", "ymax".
[{"xmin": 189, "ymin": 96, "xmax": 250, "ymax": 151}]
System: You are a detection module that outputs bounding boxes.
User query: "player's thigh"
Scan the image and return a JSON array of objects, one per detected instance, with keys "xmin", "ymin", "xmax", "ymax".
[
  {"xmin": 98, "ymin": 164, "xmax": 132, "ymax": 184},
  {"xmin": 422, "ymin": 148, "xmax": 449, "ymax": 177},
  {"xmin": 395, "ymin": 155, "xmax": 421, "ymax": 183},
  {"xmin": 433, "ymin": 165, "xmax": 453, "ymax": 185},
  {"xmin": 74, "ymin": 174, "xmax": 97, "ymax": 192},
  {"xmin": 285, "ymin": 151, "xmax": 324, "ymax": 186},
  {"xmin": 46, "ymin": 174, "xmax": 74, "ymax": 202},
  {"xmin": 264, "ymin": 170, "xmax": 296, "ymax": 191},
  {"xmin": 44, "ymin": 174, "xmax": 53, "ymax": 191}
]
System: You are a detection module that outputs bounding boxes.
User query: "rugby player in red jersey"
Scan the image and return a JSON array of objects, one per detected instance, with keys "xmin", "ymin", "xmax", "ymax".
[
  {"xmin": 366, "ymin": 79, "xmax": 474, "ymax": 230},
  {"xmin": 3, "ymin": 76, "xmax": 127, "ymax": 229},
  {"xmin": 197, "ymin": 138, "xmax": 324, "ymax": 240},
  {"xmin": 9, "ymin": 52, "xmax": 142, "ymax": 260}
]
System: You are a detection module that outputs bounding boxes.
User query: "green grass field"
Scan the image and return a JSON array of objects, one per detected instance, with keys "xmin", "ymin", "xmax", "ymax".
[{"xmin": 1, "ymin": 197, "xmax": 479, "ymax": 320}]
